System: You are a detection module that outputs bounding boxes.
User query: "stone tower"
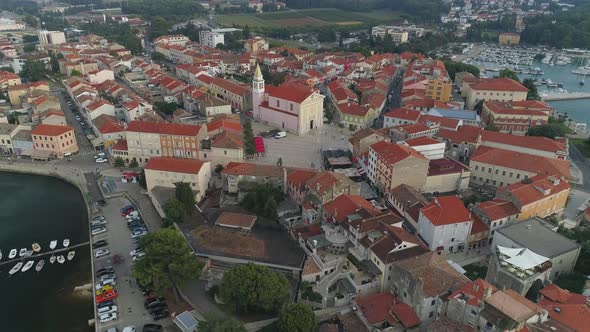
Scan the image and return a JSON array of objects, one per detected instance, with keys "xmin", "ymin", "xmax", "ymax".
[{"xmin": 252, "ymin": 63, "xmax": 265, "ymax": 118}]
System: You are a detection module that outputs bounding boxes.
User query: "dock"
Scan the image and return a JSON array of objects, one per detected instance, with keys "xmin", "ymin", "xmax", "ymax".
[
  {"xmin": 543, "ymin": 92, "xmax": 590, "ymax": 101},
  {"xmin": 0, "ymin": 241, "xmax": 90, "ymax": 267}
]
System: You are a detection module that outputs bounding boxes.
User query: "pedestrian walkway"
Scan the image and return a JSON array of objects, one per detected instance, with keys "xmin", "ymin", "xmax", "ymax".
[{"xmin": 441, "ymin": 247, "xmax": 490, "ymax": 267}]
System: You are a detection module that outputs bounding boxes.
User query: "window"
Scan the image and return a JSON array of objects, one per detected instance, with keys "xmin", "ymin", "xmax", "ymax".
[
  {"xmin": 495, "ymin": 169, "xmax": 499, "ymax": 175},
  {"xmin": 475, "ymin": 165, "xmax": 479, "ymax": 171},
  {"xmin": 502, "ymin": 171, "xmax": 506, "ymax": 176},
  {"xmin": 516, "ymin": 174, "xmax": 520, "ymax": 179},
  {"xmin": 224, "ymin": 150, "xmax": 227, "ymax": 155},
  {"xmin": 429, "ymin": 311, "xmax": 434, "ymax": 318},
  {"xmin": 276, "ymin": 100, "xmax": 280, "ymax": 107},
  {"xmin": 290, "ymin": 103, "xmax": 293, "ymax": 111},
  {"xmin": 488, "ymin": 168, "xmax": 491, "ymax": 173},
  {"xmin": 431, "ymin": 299, "xmax": 436, "ymax": 306},
  {"xmin": 509, "ymin": 172, "xmax": 513, "ymax": 177}
]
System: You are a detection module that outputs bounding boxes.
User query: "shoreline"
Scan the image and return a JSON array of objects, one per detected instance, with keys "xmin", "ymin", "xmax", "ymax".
[{"xmin": 0, "ymin": 163, "xmax": 97, "ymax": 332}]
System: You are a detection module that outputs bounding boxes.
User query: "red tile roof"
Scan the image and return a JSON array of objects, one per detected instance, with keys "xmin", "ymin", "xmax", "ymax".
[
  {"xmin": 306, "ymin": 171, "xmax": 352, "ymax": 195},
  {"xmin": 427, "ymin": 158, "xmax": 470, "ymax": 176},
  {"xmin": 420, "ymin": 195, "xmax": 473, "ymax": 226},
  {"xmin": 470, "ymin": 214, "xmax": 489, "ymax": 235},
  {"xmin": 112, "ymin": 139, "xmax": 128, "ymax": 151},
  {"xmin": 126, "ymin": 121, "xmax": 202, "ymax": 136},
  {"xmin": 287, "ymin": 169, "xmax": 318, "ymax": 190},
  {"xmin": 145, "ymin": 157, "xmax": 205, "ymax": 175},
  {"xmin": 87, "ymin": 99, "xmax": 113, "ymax": 112},
  {"xmin": 337, "ymin": 102, "xmax": 370, "ymax": 117},
  {"xmin": 206, "ymin": 117, "xmax": 241, "ymax": 133},
  {"xmin": 437, "ymin": 126, "xmax": 482, "ymax": 144},
  {"xmin": 449, "ymin": 279, "xmax": 497, "ymax": 306},
  {"xmin": 469, "ymin": 77, "xmax": 529, "ymax": 92},
  {"xmin": 355, "ymin": 293, "xmax": 397, "ymax": 325},
  {"xmin": 475, "ymin": 199, "xmax": 519, "ymax": 221},
  {"xmin": 269, "ymin": 84, "xmax": 315, "ymax": 103},
  {"xmin": 540, "ymin": 284, "xmax": 587, "ymax": 305},
  {"xmin": 538, "ymin": 284, "xmax": 590, "ymax": 332},
  {"xmin": 32, "ymin": 124, "xmax": 73, "ymax": 136},
  {"xmin": 471, "ymin": 146, "xmax": 570, "ymax": 179},
  {"xmin": 371, "ymin": 141, "xmax": 427, "ymax": 165},
  {"xmin": 210, "ymin": 130, "xmax": 243, "ymax": 149},
  {"xmin": 391, "ymin": 303, "xmax": 421, "ymax": 328},
  {"xmin": 44, "ymin": 110, "xmax": 65, "ymax": 117},
  {"xmin": 496, "ymin": 174, "xmax": 570, "ymax": 205},
  {"xmin": 404, "ymin": 136, "xmax": 441, "ymax": 147},
  {"xmin": 481, "ymin": 130, "xmax": 566, "ymax": 154},
  {"xmin": 383, "ymin": 107, "xmax": 421, "ymax": 122},
  {"xmin": 221, "ymin": 162, "xmax": 284, "ymax": 177},
  {"xmin": 418, "ymin": 114, "xmax": 460, "ymax": 130},
  {"xmin": 394, "ymin": 122, "xmax": 432, "ymax": 135},
  {"xmin": 323, "ymin": 194, "xmax": 381, "ymax": 223},
  {"xmin": 210, "ymin": 77, "xmax": 250, "ymax": 96}
]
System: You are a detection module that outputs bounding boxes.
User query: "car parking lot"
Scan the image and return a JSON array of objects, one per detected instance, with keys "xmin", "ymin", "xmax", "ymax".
[{"xmin": 90, "ymin": 196, "xmax": 169, "ymax": 332}]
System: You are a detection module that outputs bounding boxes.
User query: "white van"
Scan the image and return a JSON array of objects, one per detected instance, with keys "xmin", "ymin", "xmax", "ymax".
[{"xmin": 274, "ymin": 131, "xmax": 287, "ymax": 139}]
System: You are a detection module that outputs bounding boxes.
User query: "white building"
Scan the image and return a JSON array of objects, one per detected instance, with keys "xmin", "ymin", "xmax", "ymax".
[
  {"xmin": 371, "ymin": 25, "xmax": 409, "ymax": 43},
  {"xmin": 38, "ymin": 30, "xmax": 66, "ymax": 46},
  {"xmin": 401, "ymin": 136, "xmax": 445, "ymax": 160},
  {"xmin": 417, "ymin": 195, "xmax": 473, "ymax": 253},
  {"xmin": 252, "ymin": 64, "xmax": 324, "ymax": 135},
  {"xmin": 12, "ymin": 54, "xmax": 51, "ymax": 73},
  {"xmin": 145, "ymin": 157, "xmax": 211, "ymax": 201},
  {"xmin": 199, "ymin": 30, "xmax": 224, "ymax": 48},
  {"xmin": 0, "ymin": 18, "xmax": 25, "ymax": 31}
]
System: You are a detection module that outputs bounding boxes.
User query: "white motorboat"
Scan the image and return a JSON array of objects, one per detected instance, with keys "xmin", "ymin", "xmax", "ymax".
[
  {"xmin": 50, "ymin": 255, "xmax": 56, "ymax": 264},
  {"xmin": 9, "ymin": 262, "xmax": 23, "ymax": 275},
  {"xmin": 63, "ymin": 239, "xmax": 70, "ymax": 248},
  {"xmin": 35, "ymin": 260, "xmax": 45, "ymax": 272},
  {"xmin": 49, "ymin": 240, "xmax": 57, "ymax": 250},
  {"xmin": 8, "ymin": 249, "xmax": 16, "ymax": 259},
  {"xmin": 0, "ymin": 249, "xmax": 2, "ymax": 261},
  {"xmin": 21, "ymin": 260, "xmax": 34, "ymax": 272},
  {"xmin": 67, "ymin": 251, "xmax": 75, "ymax": 261},
  {"xmin": 24, "ymin": 250, "xmax": 33, "ymax": 257},
  {"xmin": 19, "ymin": 248, "xmax": 27, "ymax": 257},
  {"xmin": 32, "ymin": 243, "xmax": 41, "ymax": 252},
  {"xmin": 57, "ymin": 255, "xmax": 65, "ymax": 264}
]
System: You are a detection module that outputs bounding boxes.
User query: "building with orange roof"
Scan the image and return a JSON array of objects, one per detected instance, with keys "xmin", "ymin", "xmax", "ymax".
[
  {"xmin": 479, "ymin": 289, "xmax": 546, "ymax": 332},
  {"xmin": 496, "ymin": 174, "xmax": 569, "ymax": 221},
  {"xmin": 473, "ymin": 199, "xmax": 520, "ymax": 242},
  {"xmin": 305, "ymin": 171, "xmax": 360, "ymax": 206},
  {"xmin": 469, "ymin": 146, "xmax": 570, "ymax": 188},
  {"xmin": 368, "ymin": 140, "xmax": 429, "ymax": 193},
  {"xmin": 144, "ymin": 156, "xmax": 210, "ymax": 201},
  {"xmin": 354, "ymin": 292, "xmax": 421, "ymax": 330},
  {"xmin": 85, "ymin": 98, "xmax": 115, "ymax": 120},
  {"xmin": 322, "ymin": 194, "xmax": 381, "ymax": 224},
  {"xmin": 481, "ymin": 129, "xmax": 566, "ymax": 160},
  {"xmin": 31, "ymin": 124, "xmax": 78, "ymax": 156},
  {"xmin": 347, "ymin": 127, "xmax": 389, "ymax": 157},
  {"xmin": 199, "ymin": 130, "xmax": 244, "ymax": 167},
  {"xmin": 8, "ymin": 81, "xmax": 49, "ymax": 105},
  {"xmin": 286, "ymin": 169, "xmax": 318, "ymax": 206},
  {"xmin": 252, "ymin": 63, "xmax": 325, "ymax": 135},
  {"xmin": 417, "ymin": 195, "xmax": 474, "ymax": 253},
  {"xmin": 436, "ymin": 125, "xmax": 483, "ymax": 161},
  {"xmin": 221, "ymin": 161, "xmax": 286, "ymax": 194},
  {"xmin": 91, "ymin": 114, "xmax": 125, "ymax": 148},
  {"xmin": 481, "ymin": 100, "xmax": 551, "ymax": 136},
  {"xmin": 447, "ymin": 279, "xmax": 498, "ymax": 327},
  {"xmin": 537, "ymin": 284, "xmax": 590, "ymax": 332},
  {"xmin": 335, "ymin": 102, "xmax": 378, "ymax": 130},
  {"xmin": 389, "ymin": 122, "xmax": 440, "ymax": 141},
  {"xmin": 0, "ymin": 70, "xmax": 21, "ymax": 90},
  {"xmin": 383, "ymin": 107, "xmax": 422, "ymax": 128},
  {"xmin": 41, "ymin": 110, "xmax": 66, "ymax": 126},
  {"xmin": 462, "ymin": 77, "xmax": 529, "ymax": 110},
  {"xmin": 403, "ymin": 59, "xmax": 452, "ymax": 103}
]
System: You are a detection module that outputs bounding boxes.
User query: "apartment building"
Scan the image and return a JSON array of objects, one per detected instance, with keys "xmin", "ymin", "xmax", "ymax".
[
  {"xmin": 481, "ymin": 100, "xmax": 551, "ymax": 135},
  {"xmin": 144, "ymin": 157, "xmax": 211, "ymax": 201},
  {"xmin": 199, "ymin": 30, "xmax": 224, "ymax": 48},
  {"xmin": 31, "ymin": 124, "xmax": 78, "ymax": 156},
  {"xmin": 462, "ymin": 77, "xmax": 528, "ymax": 110}
]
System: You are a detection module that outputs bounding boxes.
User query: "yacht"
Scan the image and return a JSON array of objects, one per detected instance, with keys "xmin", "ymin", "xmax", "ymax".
[
  {"xmin": 9, "ymin": 262, "xmax": 23, "ymax": 275},
  {"xmin": 57, "ymin": 255, "xmax": 65, "ymax": 264},
  {"xmin": 8, "ymin": 249, "xmax": 16, "ymax": 259},
  {"xmin": 49, "ymin": 240, "xmax": 57, "ymax": 250},
  {"xmin": 35, "ymin": 260, "xmax": 44, "ymax": 272},
  {"xmin": 21, "ymin": 260, "xmax": 34, "ymax": 272},
  {"xmin": 19, "ymin": 248, "xmax": 27, "ymax": 257},
  {"xmin": 50, "ymin": 255, "xmax": 56, "ymax": 264},
  {"xmin": 32, "ymin": 243, "xmax": 41, "ymax": 252},
  {"xmin": 67, "ymin": 251, "xmax": 75, "ymax": 261},
  {"xmin": 63, "ymin": 239, "xmax": 70, "ymax": 248}
]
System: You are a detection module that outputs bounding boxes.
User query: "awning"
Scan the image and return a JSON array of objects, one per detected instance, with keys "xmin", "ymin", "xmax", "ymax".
[{"xmin": 254, "ymin": 136, "xmax": 265, "ymax": 153}]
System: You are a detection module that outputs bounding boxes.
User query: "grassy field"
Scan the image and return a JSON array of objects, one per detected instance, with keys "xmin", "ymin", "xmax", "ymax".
[{"xmin": 215, "ymin": 8, "xmax": 401, "ymax": 28}]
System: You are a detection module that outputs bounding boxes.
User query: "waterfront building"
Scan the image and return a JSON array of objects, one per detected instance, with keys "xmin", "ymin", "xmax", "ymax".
[{"xmin": 31, "ymin": 124, "xmax": 78, "ymax": 157}]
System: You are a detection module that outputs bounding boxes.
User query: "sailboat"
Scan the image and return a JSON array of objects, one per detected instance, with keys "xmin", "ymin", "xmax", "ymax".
[
  {"xmin": 67, "ymin": 251, "xmax": 75, "ymax": 261},
  {"xmin": 57, "ymin": 255, "xmax": 65, "ymax": 264},
  {"xmin": 63, "ymin": 239, "xmax": 70, "ymax": 248},
  {"xmin": 9, "ymin": 262, "xmax": 23, "ymax": 275},
  {"xmin": 21, "ymin": 260, "xmax": 34, "ymax": 272},
  {"xmin": 50, "ymin": 255, "xmax": 56, "ymax": 264},
  {"xmin": 49, "ymin": 240, "xmax": 57, "ymax": 250},
  {"xmin": 9, "ymin": 249, "xmax": 16, "ymax": 259},
  {"xmin": 35, "ymin": 260, "xmax": 45, "ymax": 272},
  {"xmin": 32, "ymin": 243, "xmax": 41, "ymax": 252},
  {"xmin": 19, "ymin": 248, "xmax": 27, "ymax": 257}
]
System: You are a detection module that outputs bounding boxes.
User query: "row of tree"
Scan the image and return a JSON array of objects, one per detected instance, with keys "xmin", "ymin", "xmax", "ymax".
[
  {"xmin": 121, "ymin": 0, "xmax": 206, "ymax": 18},
  {"xmin": 81, "ymin": 22, "xmax": 143, "ymax": 54}
]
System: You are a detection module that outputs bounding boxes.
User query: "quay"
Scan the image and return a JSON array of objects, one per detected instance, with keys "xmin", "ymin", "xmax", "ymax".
[
  {"xmin": 0, "ymin": 241, "xmax": 91, "ymax": 267},
  {"xmin": 543, "ymin": 92, "xmax": 590, "ymax": 101}
]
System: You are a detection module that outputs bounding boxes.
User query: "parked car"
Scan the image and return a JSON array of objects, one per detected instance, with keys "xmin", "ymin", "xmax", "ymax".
[
  {"xmin": 132, "ymin": 252, "xmax": 146, "ymax": 261},
  {"xmin": 144, "ymin": 297, "xmax": 166, "ymax": 309},
  {"xmin": 121, "ymin": 208, "xmax": 136, "ymax": 217},
  {"xmin": 98, "ymin": 312, "xmax": 118, "ymax": 323},
  {"xmin": 96, "ymin": 278, "xmax": 117, "ymax": 290},
  {"xmin": 96, "ymin": 158, "xmax": 108, "ymax": 163},
  {"xmin": 131, "ymin": 230, "xmax": 148, "ymax": 239},
  {"xmin": 142, "ymin": 324, "xmax": 162, "ymax": 332},
  {"xmin": 151, "ymin": 310, "xmax": 169, "ymax": 321},
  {"xmin": 98, "ymin": 273, "xmax": 117, "ymax": 281},
  {"xmin": 121, "ymin": 204, "xmax": 135, "ymax": 212},
  {"xmin": 274, "ymin": 131, "xmax": 287, "ymax": 139},
  {"xmin": 122, "ymin": 327, "xmax": 136, "ymax": 332},
  {"xmin": 96, "ymin": 289, "xmax": 118, "ymax": 303},
  {"xmin": 91, "ymin": 220, "xmax": 107, "ymax": 227},
  {"xmin": 96, "ymin": 300, "xmax": 115, "ymax": 309},
  {"xmin": 148, "ymin": 303, "xmax": 167, "ymax": 314},
  {"xmin": 125, "ymin": 211, "xmax": 140, "ymax": 219},
  {"xmin": 97, "ymin": 305, "xmax": 118, "ymax": 315},
  {"xmin": 92, "ymin": 227, "xmax": 107, "ymax": 236},
  {"xmin": 259, "ymin": 129, "xmax": 280, "ymax": 138},
  {"xmin": 126, "ymin": 215, "xmax": 141, "ymax": 223},
  {"xmin": 130, "ymin": 248, "xmax": 143, "ymax": 256},
  {"xmin": 91, "ymin": 223, "xmax": 106, "ymax": 230},
  {"xmin": 92, "ymin": 215, "xmax": 106, "ymax": 222},
  {"xmin": 96, "ymin": 266, "xmax": 114, "ymax": 276},
  {"xmin": 95, "ymin": 248, "xmax": 110, "ymax": 258}
]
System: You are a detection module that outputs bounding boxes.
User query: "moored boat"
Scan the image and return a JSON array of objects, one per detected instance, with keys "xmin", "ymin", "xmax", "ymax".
[
  {"xmin": 9, "ymin": 262, "xmax": 23, "ymax": 275},
  {"xmin": 67, "ymin": 251, "xmax": 75, "ymax": 261},
  {"xmin": 19, "ymin": 248, "xmax": 27, "ymax": 257},
  {"xmin": 0, "ymin": 249, "xmax": 2, "ymax": 261},
  {"xmin": 8, "ymin": 249, "xmax": 16, "ymax": 259},
  {"xmin": 49, "ymin": 240, "xmax": 57, "ymax": 250},
  {"xmin": 63, "ymin": 239, "xmax": 70, "ymax": 248},
  {"xmin": 21, "ymin": 260, "xmax": 34, "ymax": 272},
  {"xmin": 24, "ymin": 250, "xmax": 33, "ymax": 257},
  {"xmin": 50, "ymin": 255, "xmax": 56, "ymax": 264},
  {"xmin": 57, "ymin": 255, "xmax": 65, "ymax": 264},
  {"xmin": 35, "ymin": 260, "xmax": 44, "ymax": 272},
  {"xmin": 32, "ymin": 243, "xmax": 41, "ymax": 252}
]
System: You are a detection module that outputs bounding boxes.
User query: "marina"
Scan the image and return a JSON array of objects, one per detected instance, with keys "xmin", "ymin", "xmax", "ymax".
[{"xmin": 0, "ymin": 242, "xmax": 88, "ymax": 268}]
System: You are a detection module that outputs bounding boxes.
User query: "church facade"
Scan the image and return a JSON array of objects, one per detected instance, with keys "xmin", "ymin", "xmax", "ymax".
[{"xmin": 252, "ymin": 64, "xmax": 325, "ymax": 135}]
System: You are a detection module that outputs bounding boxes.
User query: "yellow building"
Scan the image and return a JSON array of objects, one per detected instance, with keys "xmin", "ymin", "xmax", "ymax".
[
  {"xmin": 244, "ymin": 37, "xmax": 269, "ymax": 53},
  {"xmin": 499, "ymin": 32, "xmax": 520, "ymax": 45},
  {"xmin": 7, "ymin": 81, "xmax": 49, "ymax": 105},
  {"xmin": 0, "ymin": 71, "xmax": 21, "ymax": 91},
  {"xmin": 425, "ymin": 77, "xmax": 452, "ymax": 102},
  {"xmin": 496, "ymin": 174, "xmax": 570, "ymax": 221}
]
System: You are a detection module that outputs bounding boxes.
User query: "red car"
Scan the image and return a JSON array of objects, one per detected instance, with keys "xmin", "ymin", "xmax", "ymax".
[
  {"xmin": 121, "ymin": 206, "xmax": 135, "ymax": 216},
  {"xmin": 96, "ymin": 289, "xmax": 118, "ymax": 303}
]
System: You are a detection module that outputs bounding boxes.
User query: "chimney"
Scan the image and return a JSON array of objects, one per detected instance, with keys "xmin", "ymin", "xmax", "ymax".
[
  {"xmin": 473, "ymin": 282, "xmax": 479, "ymax": 293},
  {"xmin": 483, "ymin": 287, "xmax": 493, "ymax": 299}
]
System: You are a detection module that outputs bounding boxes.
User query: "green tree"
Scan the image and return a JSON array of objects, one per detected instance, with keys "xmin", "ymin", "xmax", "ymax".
[
  {"xmin": 174, "ymin": 181, "xmax": 195, "ymax": 214},
  {"xmin": 151, "ymin": 16, "xmax": 172, "ymax": 39},
  {"xmin": 277, "ymin": 303, "xmax": 318, "ymax": 332},
  {"xmin": 199, "ymin": 317, "xmax": 246, "ymax": 332},
  {"xmin": 23, "ymin": 35, "xmax": 38, "ymax": 43},
  {"xmin": 23, "ymin": 44, "xmax": 35, "ymax": 53},
  {"xmin": 526, "ymin": 123, "xmax": 568, "ymax": 139},
  {"xmin": 155, "ymin": 101, "xmax": 179, "ymax": 115},
  {"xmin": 163, "ymin": 198, "xmax": 185, "ymax": 224},
  {"xmin": 132, "ymin": 228, "xmax": 203, "ymax": 295},
  {"xmin": 484, "ymin": 124, "xmax": 500, "ymax": 131},
  {"xmin": 151, "ymin": 52, "xmax": 166, "ymax": 61},
  {"xmin": 114, "ymin": 157, "xmax": 125, "ymax": 168},
  {"xmin": 129, "ymin": 159, "xmax": 139, "ymax": 168},
  {"xmin": 522, "ymin": 78, "xmax": 540, "ymax": 100},
  {"xmin": 214, "ymin": 164, "xmax": 224, "ymax": 174},
  {"xmin": 240, "ymin": 183, "xmax": 283, "ymax": 219},
  {"xmin": 20, "ymin": 60, "xmax": 48, "ymax": 82},
  {"xmin": 498, "ymin": 68, "xmax": 520, "ymax": 82},
  {"xmin": 221, "ymin": 263, "xmax": 290, "ymax": 314},
  {"xmin": 70, "ymin": 69, "xmax": 82, "ymax": 76},
  {"xmin": 242, "ymin": 118, "xmax": 256, "ymax": 157},
  {"xmin": 139, "ymin": 168, "xmax": 147, "ymax": 189}
]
